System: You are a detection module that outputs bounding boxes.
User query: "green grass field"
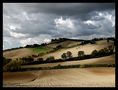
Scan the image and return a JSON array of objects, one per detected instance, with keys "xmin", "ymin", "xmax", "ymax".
[{"xmin": 30, "ymin": 46, "xmax": 52, "ymax": 54}]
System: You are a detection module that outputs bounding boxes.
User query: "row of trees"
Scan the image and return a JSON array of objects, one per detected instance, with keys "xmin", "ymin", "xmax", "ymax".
[
  {"xmin": 3, "ymin": 57, "xmax": 22, "ymax": 72},
  {"xmin": 61, "ymin": 45, "xmax": 114, "ymax": 60},
  {"xmin": 80, "ymin": 40, "xmax": 96, "ymax": 45},
  {"xmin": 18, "ymin": 45, "xmax": 114, "ymax": 65},
  {"xmin": 91, "ymin": 45, "xmax": 114, "ymax": 57},
  {"xmin": 3, "ymin": 45, "xmax": 114, "ymax": 68},
  {"xmin": 61, "ymin": 51, "xmax": 84, "ymax": 60}
]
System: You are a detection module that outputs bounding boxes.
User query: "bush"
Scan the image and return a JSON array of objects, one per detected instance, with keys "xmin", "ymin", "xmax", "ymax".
[
  {"xmin": 32, "ymin": 54, "xmax": 38, "ymax": 58},
  {"xmin": 37, "ymin": 58, "xmax": 44, "ymax": 62},
  {"xmin": 38, "ymin": 53, "xmax": 45, "ymax": 56},
  {"xmin": 46, "ymin": 56, "xmax": 55, "ymax": 62},
  {"xmin": 90, "ymin": 40, "xmax": 96, "ymax": 44}
]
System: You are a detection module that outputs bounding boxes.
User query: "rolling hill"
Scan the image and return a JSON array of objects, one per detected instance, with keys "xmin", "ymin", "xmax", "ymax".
[
  {"xmin": 3, "ymin": 38, "xmax": 115, "ymax": 87},
  {"xmin": 3, "ymin": 39, "xmax": 114, "ymax": 60}
]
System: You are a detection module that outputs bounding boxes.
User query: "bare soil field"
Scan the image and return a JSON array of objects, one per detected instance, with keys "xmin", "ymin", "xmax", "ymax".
[
  {"xmin": 22, "ymin": 54, "xmax": 115, "ymax": 68},
  {"xmin": 3, "ymin": 48, "xmax": 33, "ymax": 59},
  {"xmin": 3, "ymin": 67, "xmax": 115, "ymax": 87},
  {"xmin": 3, "ymin": 72, "xmax": 36, "ymax": 85}
]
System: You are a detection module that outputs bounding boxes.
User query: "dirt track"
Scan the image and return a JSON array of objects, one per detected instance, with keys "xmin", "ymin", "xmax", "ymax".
[{"xmin": 3, "ymin": 67, "xmax": 115, "ymax": 87}]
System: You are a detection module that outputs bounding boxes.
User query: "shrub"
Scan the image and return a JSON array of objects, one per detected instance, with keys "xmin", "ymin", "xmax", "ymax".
[
  {"xmin": 90, "ymin": 40, "xmax": 96, "ymax": 44},
  {"xmin": 37, "ymin": 58, "xmax": 44, "ymax": 62},
  {"xmin": 56, "ymin": 45, "xmax": 62, "ymax": 49},
  {"xmin": 38, "ymin": 53, "xmax": 45, "ymax": 56},
  {"xmin": 46, "ymin": 56, "xmax": 55, "ymax": 62},
  {"xmin": 32, "ymin": 54, "xmax": 38, "ymax": 58}
]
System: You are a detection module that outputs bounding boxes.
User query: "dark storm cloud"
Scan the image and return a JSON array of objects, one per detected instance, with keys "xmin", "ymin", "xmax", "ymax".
[
  {"xmin": 3, "ymin": 3, "xmax": 115, "ymax": 50},
  {"xmin": 18, "ymin": 3, "xmax": 114, "ymax": 14}
]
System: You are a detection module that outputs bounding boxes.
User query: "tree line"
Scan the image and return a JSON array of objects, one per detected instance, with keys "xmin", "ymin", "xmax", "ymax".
[{"xmin": 3, "ymin": 44, "xmax": 114, "ymax": 71}]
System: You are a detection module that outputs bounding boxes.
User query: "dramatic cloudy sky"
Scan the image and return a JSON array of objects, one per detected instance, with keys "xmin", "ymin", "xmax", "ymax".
[{"xmin": 3, "ymin": 3, "xmax": 115, "ymax": 50}]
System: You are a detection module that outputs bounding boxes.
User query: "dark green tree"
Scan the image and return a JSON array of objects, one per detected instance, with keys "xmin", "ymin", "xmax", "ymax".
[
  {"xmin": 91, "ymin": 50, "xmax": 98, "ymax": 57},
  {"xmin": 78, "ymin": 51, "xmax": 84, "ymax": 57},
  {"xmin": 61, "ymin": 53, "xmax": 67, "ymax": 60}
]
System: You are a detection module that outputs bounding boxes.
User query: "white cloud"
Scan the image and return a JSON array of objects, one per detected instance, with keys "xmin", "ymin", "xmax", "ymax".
[
  {"xmin": 8, "ymin": 24, "xmax": 21, "ymax": 31},
  {"xmin": 44, "ymin": 38, "xmax": 51, "ymax": 43},
  {"xmin": 10, "ymin": 31, "xmax": 26, "ymax": 38},
  {"xmin": 9, "ymin": 25, "xmax": 16, "ymax": 30},
  {"xmin": 83, "ymin": 20, "xmax": 96, "ymax": 26},
  {"xmin": 20, "ymin": 34, "xmax": 52, "ymax": 46},
  {"xmin": 97, "ymin": 12, "xmax": 115, "ymax": 27},
  {"xmin": 54, "ymin": 16, "xmax": 75, "ymax": 30},
  {"xmin": 20, "ymin": 38, "xmax": 34, "ymax": 46}
]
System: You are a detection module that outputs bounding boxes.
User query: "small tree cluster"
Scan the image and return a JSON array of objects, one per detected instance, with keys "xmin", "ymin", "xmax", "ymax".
[
  {"xmin": 3, "ymin": 60, "xmax": 21, "ymax": 72},
  {"xmin": 54, "ymin": 45, "xmax": 63, "ymax": 50},
  {"xmin": 91, "ymin": 45, "xmax": 114, "ymax": 57},
  {"xmin": 3, "ymin": 57, "xmax": 12, "ymax": 66},
  {"xmin": 61, "ymin": 51, "xmax": 73, "ymax": 59},
  {"xmin": 20, "ymin": 56, "xmax": 34, "ymax": 64},
  {"xmin": 80, "ymin": 40, "xmax": 96, "ymax": 45}
]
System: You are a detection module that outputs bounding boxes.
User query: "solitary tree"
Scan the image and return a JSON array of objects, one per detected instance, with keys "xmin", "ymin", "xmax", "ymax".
[
  {"xmin": 66, "ymin": 51, "xmax": 73, "ymax": 58},
  {"xmin": 91, "ymin": 50, "xmax": 98, "ymax": 57},
  {"xmin": 78, "ymin": 51, "xmax": 84, "ymax": 57},
  {"xmin": 61, "ymin": 53, "xmax": 67, "ymax": 60}
]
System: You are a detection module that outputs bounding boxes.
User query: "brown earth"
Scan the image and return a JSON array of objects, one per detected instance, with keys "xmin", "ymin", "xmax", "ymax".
[
  {"xmin": 3, "ymin": 72, "xmax": 37, "ymax": 84},
  {"xmin": 3, "ymin": 67, "xmax": 115, "ymax": 87},
  {"xmin": 3, "ymin": 48, "xmax": 33, "ymax": 59}
]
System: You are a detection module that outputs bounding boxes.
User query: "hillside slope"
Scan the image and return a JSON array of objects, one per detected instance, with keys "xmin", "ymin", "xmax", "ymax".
[{"xmin": 3, "ymin": 40, "xmax": 114, "ymax": 60}]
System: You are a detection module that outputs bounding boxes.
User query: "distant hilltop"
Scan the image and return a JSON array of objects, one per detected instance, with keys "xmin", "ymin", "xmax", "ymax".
[{"xmin": 3, "ymin": 37, "xmax": 115, "ymax": 52}]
